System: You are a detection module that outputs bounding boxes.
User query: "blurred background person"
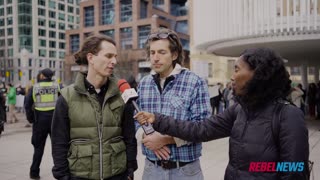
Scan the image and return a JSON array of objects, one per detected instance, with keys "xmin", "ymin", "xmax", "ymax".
[{"xmin": 7, "ymin": 83, "xmax": 18, "ymax": 123}]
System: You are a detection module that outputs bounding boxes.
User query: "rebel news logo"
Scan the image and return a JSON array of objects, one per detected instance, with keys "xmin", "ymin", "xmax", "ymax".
[{"xmin": 249, "ymin": 162, "xmax": 305, "ymax": 172}]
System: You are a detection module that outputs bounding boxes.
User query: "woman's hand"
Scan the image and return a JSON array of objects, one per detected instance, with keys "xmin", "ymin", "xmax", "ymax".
[{"xmin": 134, "ymin": 112, "xmax": 155, "ymax": 125}]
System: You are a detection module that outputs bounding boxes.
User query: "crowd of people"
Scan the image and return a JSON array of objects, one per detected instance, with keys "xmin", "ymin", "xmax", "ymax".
[{"xmin": 0, "ymin": 28, "xmax": 315, "ymax": 180}]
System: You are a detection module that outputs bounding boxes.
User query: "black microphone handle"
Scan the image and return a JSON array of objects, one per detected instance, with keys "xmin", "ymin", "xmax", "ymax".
[{"xmin": 132, "ymin": 100, "xmax": 155, "ymax": 135}]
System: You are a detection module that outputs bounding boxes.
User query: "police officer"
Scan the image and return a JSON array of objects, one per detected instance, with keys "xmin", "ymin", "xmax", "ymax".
[{"xmin": 25, "ymin": 68, "xmax": 60, "ymax": 179}]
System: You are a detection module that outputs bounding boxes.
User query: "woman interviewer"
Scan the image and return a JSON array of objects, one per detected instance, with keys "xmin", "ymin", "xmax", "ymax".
[{"xmin": 135, "ymin": 48, "xmax": 309, "ymax": 180}]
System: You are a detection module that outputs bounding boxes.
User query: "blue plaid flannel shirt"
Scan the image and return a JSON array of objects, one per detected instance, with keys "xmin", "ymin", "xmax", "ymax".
[{"xmin": 136, "ymin": 69, "xmax": 212, "ymax": 162}]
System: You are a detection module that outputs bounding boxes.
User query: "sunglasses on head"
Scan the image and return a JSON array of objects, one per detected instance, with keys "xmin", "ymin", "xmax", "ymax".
[{"xmin": 147, "ymin": 32, "xmax": 175, "ymax": 40}]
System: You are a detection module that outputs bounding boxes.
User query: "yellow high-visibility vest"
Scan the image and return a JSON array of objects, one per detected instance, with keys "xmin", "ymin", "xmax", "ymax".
[{"xmin": 32, "ymin": 82, "xmax": 60, "ymax": 111}]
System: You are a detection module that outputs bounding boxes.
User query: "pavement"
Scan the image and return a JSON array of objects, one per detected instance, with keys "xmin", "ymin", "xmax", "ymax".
[{"xmin": 0, "ymin": 112, "xmax": 320, "ymax": 180}]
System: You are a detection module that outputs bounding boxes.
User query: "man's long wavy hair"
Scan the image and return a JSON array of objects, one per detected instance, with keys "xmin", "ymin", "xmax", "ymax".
[{"xmin": 236, "ymin": 48, "xmax": 292, "ymax": 109}]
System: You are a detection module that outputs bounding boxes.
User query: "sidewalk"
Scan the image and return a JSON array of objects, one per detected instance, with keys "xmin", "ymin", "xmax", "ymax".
[
  {"xmin": 1, "ymin": 112, "xmax": 320, "ymax": 180},
  {"xmin": 1, "ymin": 112, "xmax": 32, "ymax": 136}
]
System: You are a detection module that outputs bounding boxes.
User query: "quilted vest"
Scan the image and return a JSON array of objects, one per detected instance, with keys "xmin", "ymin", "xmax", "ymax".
[{"xmin": 61, "ymin": 73, "xmax": 127, "ymax": 179}]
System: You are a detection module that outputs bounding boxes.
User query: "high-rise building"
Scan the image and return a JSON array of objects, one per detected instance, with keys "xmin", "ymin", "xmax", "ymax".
[
  {"xmin": 65, "ymin": 0, "xmax": 189, "ymax": 84},
  {"xmin": 0, "ymin": 0, "xmax": 80, "ymax": 86}
]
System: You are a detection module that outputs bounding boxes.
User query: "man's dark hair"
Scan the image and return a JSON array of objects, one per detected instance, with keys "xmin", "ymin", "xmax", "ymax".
[
  {"xmin": 74, "ymin": 34, "xmax": 116, "ymax": 65},
  {"xmin": 237, "ymin": 48, "xmax": 291, "ymax": 109}
]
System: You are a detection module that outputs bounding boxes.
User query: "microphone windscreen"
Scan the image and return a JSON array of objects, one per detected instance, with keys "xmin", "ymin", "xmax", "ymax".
[{"xmin": 118, "ymin": 79, "xmax": 131, "ymax": 93}]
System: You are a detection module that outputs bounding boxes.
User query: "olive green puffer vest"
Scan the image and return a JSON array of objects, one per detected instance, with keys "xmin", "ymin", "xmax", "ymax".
[{"xmin": 61, "ymin": 73, "xmax": 127, "ymax": 179}]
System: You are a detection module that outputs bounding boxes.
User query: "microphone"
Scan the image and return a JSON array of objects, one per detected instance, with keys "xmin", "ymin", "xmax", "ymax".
[{"xmin": 118, "ymin": 79, "xmax": 155, "ymax": 135}]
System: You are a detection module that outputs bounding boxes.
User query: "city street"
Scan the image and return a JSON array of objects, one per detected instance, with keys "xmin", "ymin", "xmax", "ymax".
[{"xmin": 0, "ymin": 113, "xmax": 320, "ymax": 180}]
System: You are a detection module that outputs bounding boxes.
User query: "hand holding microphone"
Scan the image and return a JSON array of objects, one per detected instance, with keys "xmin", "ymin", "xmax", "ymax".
[{"xmin": 118, "ymin": 79, "xmax": 155, "ymax": 135}]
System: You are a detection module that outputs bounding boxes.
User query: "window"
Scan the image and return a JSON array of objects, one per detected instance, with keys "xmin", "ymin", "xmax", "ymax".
[
  {"xmin": 49, "ymin": 0, "xmax": 56, "ymax": 9},
  {"xmin": 58, "ymin": 13, "xmax": 65, "ymax": 20},
  {"xmin": 68, "ymin": 6, "xmax": 73, "ymax": 13},
  {"xmin": 59, "ymin": 23, "xmax": 65, "ymax": 30},
  {"xmin": 0, "ymin": 39, "xmax": 4, "ymax": 46},
  {"xmin": 7, "ymin": 28, "xmax": 13, "ymax": 35},
  {"xmin": 68, "ymin": 0, "xmax": 73, "ymax": 3},
  {"xmin": 8, "ymin": 38, "xmax": 13, "ymax": 46},
  {"xmin": 38, "ymin": 0, "xmax": 45, "ymax": 6},
  {"xmin": 58, "ymin": 3, "xmax": 65, "ymax": 11},
  {"xmin": 59, "ymin": 32, "xmax": 65, "ymax": 40},
  {"xmin": 84, "ymin": 6, "xmax": 94, "ymax": 27},
  {"xmin": 39, "ymin": 59, "xmax": 42, "ymax": 67},
  {"xmin": 7, "ymin": 0, "xmax": 12, "ymax": 4},
  {"xmin": 70, "ymin": 34, "xmax": 79, "ymax": 53},
  {"xmin": 49, "ymin": 51, "xmax": 56, "ymax": 58},
  {"xmin": 59, "ymin": 52, "xmax": 65, "ymax": 58},
  {"xmin": 153, "ymin": 0, "xmax": 164, "ymax": 10},
  {"xmin": 138, "ymin": 25, "xmax": 150, "ymax": 48},
  {"xmin": 68, "ymin": 15, "xmax": 74, "ymax": 23},
  {"xmin": 59, "ymin": 42, "xmax": 65, "ymax": 49},
  {"xmin": 18, "ymin": 4, "xmax": 31, "ymax": 14},
  {"xmin": 49, "ymin": 20, "xmax": 56, "ymax": 28},
  {"xmin": 28, "ymin": 58, "xmax": 32, "ymax": 67},
  {"xmin": 140, "ymin": 0, "xmax": 148, "ymax": 19},
  {"xmin": 38, "ymin": 29, "xmax": 46, "ymax": 36},
  {"xmin": 39, "ymin": 39, "xmax": 46, "ymax": 47},
  {"xmin": 38, "ymin": 19, "xmax": 45, "ymax": 26},
  {"xmin": 39, "ymin": 49, "xmax": 46, "ymax": 57},
  {"xmin": 175, "ymin": 20, "xmax": 188, "ymax": 34},
  {"xmin": 291, "ymin": 67, "xmax": 300, "ymax": 76},
  {"xmin": 0, "ymin": 29, "xmax": 5, "ymax": 37},
  {"xmin": 99, "ymin": 0, "xmax": 114, "ymax": 25},
  {"xmin": 19, "ymin": 27, "xmax": 32, "ymax": 35},
  {"xmin": 120, "ymin": 0, "xmax": 132, "ymax": 22},
  {"xmin": 180, "ymin": 39, "xmax": 189, "ymax": 50},
  {"xmin": 49, "ymin": 31, "xmax": 56, "ymax": 38},
  {"xmin": 120, "ymin": 27, "xmax": 132, "ymax": 49},
  {"xmin": 38, "ymin": 8, "xmax": 45, "ymax": 16},
  {"xmin": 49, "ymin": 11, "xmax": 56, "ymax": 18},
  {"xmin": 7, "ymin": 6, "xmax": 12, "ymax": 14},
  {"xmin": 19, "ymin": 36, "xmax": 32, "ymax": 47},
  {"xmin": 100, "ymin": 29, "xmax": 114, "ymax": 39},
  {"xmin": 0, "ymin": 8, "xmax": 3, "ymax": 16},
  {"xmin": 7, "ymin": 17, "xmax": 13, "ymax": 25},
  {"xmin": 49, "ymin": 41, "xmax": 56, "ymax": 48},
  {"xmin": 170, "ymin": 0, "xmax": 188, "ymax": 16},
  {"xmin": 18, "ymin": 16, "xmax": 32, "ymax": 25},
  {"xmin": 7, "ymin": 49, "xmax": 13, "ymax": 57},
  {"xmin": 0, "ymin": 19, "xmax": 4, "ymax": 26}
]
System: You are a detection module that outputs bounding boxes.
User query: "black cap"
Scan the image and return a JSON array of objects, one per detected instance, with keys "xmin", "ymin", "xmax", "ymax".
[{"xmin": 41, "ymin": 68, "xmax": 54, "ymax": 79}]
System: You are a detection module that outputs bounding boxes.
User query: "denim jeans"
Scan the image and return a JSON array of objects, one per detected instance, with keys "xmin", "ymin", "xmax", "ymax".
[{"xmin": 142, "ymin": 159, "xmax": 204, "ymax": 180}]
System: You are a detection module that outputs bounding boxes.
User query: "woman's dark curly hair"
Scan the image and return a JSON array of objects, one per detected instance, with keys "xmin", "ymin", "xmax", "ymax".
[{"xmin": 237, "ymin": 48, "xmax": 292, "ymax": 109}]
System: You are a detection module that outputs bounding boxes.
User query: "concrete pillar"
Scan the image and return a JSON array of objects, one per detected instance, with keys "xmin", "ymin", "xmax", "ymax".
[
  {"xmin": 315, "ymin": 66, "xmax": 319, "ymax": 83},
  {"xmin": 300, "ymin": 64, "xmax": 308, "ymax": 89}
]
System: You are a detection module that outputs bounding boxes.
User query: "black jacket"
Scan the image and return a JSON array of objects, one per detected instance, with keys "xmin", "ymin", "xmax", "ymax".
[{"xmin": 152, "ymin": 102, "xmax": 309, "ymax": 180}]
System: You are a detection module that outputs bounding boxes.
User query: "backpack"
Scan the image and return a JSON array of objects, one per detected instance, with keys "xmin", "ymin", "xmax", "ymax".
[{"xmin": 272, "ymin": 101, "xmax": 314, "ymax": 180}]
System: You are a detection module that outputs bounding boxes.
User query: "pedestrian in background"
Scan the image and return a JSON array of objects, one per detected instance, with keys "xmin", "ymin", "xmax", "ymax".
[
  {"xmin": 7, "ymin": 83, "xmax": 18, "ymax": 123},
  {"xmin": 135, "ymin": 48, "xmax": 309, "ymax": 180},
  {"xmin": 0, "ymin": 90, "xmax": 6, "ymax": 136},
  {"xmin": 25, "ymin": 68, "xmax": 60, "ymax": 179},
  {"xmin": 51, "ymin": 34, "xmax": 137, "ymax": 180}
]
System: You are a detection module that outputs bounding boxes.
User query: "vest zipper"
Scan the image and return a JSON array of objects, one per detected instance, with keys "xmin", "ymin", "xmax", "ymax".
[{"xmin": 99, "ymin": 122, "xmax": 103, "ymax": 180}]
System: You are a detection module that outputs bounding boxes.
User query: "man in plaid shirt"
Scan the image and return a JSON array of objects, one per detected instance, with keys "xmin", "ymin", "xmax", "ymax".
[{"xmin": 135, "ymin": 28, "xmax": 212, "ymax": 180}]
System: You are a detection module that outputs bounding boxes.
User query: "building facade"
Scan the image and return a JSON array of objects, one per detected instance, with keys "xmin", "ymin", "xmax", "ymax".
[
  {"xmin": 0, "ymin": 0, "xmax": 80, "ymax": 86},
  {"xmin": 190, "ymin": 0, "xmax": 320, "ymax": 88},
  {"xmin": 65, "ymin": 0, "xmax": 189, "ymax": 84}
]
